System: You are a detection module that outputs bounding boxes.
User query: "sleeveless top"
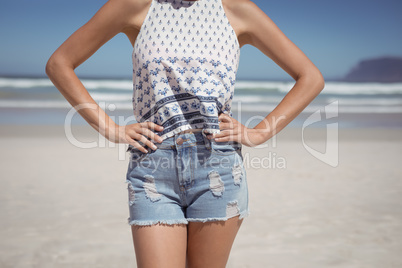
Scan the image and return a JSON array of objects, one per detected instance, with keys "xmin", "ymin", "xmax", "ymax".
[{"xmin": 131, "ymin": 0, "xmax": 240, "ymax": 140}]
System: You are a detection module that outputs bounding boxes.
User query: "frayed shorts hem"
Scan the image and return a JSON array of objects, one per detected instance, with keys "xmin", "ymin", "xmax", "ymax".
[
  {"xmin": 128, "ymin": 209, "xmax": 251, "ymax": 227},
  {"xmin": 128, "ymin": 218, "xmax": 188, "ymax": 226}
]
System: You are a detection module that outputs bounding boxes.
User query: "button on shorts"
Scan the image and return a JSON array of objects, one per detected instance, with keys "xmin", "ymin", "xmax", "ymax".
[{"xmin": 125, "ymin": 129, "xmax": 250, "ymax": 226}]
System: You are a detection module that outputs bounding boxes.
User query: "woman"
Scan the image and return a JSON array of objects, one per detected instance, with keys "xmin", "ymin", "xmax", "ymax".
[{"xmin": 46, "ymin": 0, "xmax": 325, "ymax": 267}]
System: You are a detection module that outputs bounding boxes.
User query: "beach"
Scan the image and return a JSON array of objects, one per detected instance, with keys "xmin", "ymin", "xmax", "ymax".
[{"xmin": 1, "ymin": 123, "xmax": 401, "ymax": 267}]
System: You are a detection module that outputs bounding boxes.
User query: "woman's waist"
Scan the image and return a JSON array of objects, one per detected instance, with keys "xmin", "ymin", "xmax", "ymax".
[{"xmin": 177, "ymin": 128, "xmax": 204, "ymax": 134}]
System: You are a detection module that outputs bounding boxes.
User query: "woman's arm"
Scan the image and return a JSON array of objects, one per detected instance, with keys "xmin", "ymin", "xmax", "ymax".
[
  {"xmin": 214, "ymin": 0, "xmax": 325, "ymax": 147},
  {"xmin": 46, "ymin": 0, "xmax": 163, "ymax": 152}
]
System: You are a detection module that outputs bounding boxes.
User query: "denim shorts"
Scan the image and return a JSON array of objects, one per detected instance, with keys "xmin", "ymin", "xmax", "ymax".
[{"xmin": 125, "ymin": 130, "xmax": 250, "ymax": 226}]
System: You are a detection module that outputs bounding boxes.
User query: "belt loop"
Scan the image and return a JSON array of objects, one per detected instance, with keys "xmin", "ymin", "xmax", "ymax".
[{"xmin": 201, "ymin": 130, "xmax": 211, "ymax": 150}]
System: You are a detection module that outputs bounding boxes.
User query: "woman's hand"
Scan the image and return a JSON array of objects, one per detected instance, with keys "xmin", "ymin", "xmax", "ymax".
[
  {"xmin": 109, "ymin": 122, "xmax": 164, "ymax": 153},
  {"xmin": 207, "ymin": 113, "xmax": 268, "ymax": 147}
]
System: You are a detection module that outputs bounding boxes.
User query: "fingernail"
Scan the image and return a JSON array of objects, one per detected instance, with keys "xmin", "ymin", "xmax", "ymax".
[{"xmin": 152, "ymin": 145, "xmax": 157, "ymax": 150}]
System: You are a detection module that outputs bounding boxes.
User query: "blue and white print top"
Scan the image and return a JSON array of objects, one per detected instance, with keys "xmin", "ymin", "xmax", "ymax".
[{"xmin": 132, "ymin": 0, "xmax": 240, "ymax": 140}]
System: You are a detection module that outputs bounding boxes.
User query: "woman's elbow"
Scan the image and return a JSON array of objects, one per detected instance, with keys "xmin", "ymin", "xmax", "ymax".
[
  {"xmin": 45, "ymin": 54, "xmax": 69, "ymax": 80},
  {"xmin": 314, "ymin": 70, "xmax": 325, "ymax": 92},
  {"xmin": 45, "ymin": 57, "xmax": 56, "ymax": 79},
  {"xmin": 300, "ymin": 67, "xmax": 325, "ymax": 93},
  {"xmin": 45, "ymin": 53, "xmax": 63, "ymax": 79}
]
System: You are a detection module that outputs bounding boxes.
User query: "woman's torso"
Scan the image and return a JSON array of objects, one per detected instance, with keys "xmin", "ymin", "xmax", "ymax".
[{"xmin": 125, "ymin": 0, "xmax": 242, "ymax": 140}]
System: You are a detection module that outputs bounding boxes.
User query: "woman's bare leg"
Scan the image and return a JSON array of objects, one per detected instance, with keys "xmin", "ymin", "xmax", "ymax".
[
  {"xmin": 186, "ymin": 216, "xmax": 244, "ymax": 268},
  {"xmin": 131, "ymin": 223, "xmax": 188, "ymax": 268}
]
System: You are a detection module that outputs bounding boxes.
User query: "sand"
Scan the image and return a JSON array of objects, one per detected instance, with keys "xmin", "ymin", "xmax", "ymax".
[{"xmin": 0, "ymin": 124, "xmax": 401, "ymax": 267}]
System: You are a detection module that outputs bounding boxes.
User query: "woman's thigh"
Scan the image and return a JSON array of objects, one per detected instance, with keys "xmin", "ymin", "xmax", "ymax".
[
  {"xmin": 186, "ymin": 216, "xmax": 244, "ymax": 268},
  {"xmin": 131, "ymin": 223, "xmax": 187, "ymax": 268}
]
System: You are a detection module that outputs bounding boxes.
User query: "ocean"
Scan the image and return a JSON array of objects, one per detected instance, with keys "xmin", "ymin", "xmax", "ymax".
[{"xmin": 1, "ymin": 77, "xmax": 401, "ymax": 128}]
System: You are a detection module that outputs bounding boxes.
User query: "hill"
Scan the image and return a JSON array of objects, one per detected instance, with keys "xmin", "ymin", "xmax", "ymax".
[{"xmin": 344, "ymin": 57, "xmax": 402, "ymax": 83}]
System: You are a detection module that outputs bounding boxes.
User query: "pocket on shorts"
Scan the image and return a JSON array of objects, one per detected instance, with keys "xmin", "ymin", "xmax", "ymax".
[
  {"xmin": 211, "ymin": 141, "xmax": 242, "ymax": 156},
  {"xmin": 127, "ymin": 145, "xmax": 151, "ymax": 162}
]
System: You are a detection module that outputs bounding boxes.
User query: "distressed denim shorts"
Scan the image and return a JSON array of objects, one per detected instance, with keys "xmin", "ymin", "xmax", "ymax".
[{"xmin": 125, "ymin": 129, "xmax": 250, "ymax": 226}]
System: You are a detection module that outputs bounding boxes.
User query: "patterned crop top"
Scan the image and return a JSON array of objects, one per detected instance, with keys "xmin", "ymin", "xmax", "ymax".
[{"xmin": 131, "ymin": 0, "xmax": 240, "ymax": 140}]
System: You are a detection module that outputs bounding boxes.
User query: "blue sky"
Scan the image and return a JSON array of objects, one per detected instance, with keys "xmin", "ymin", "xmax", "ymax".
[{"xmin": 0, "ymin": 0, "xmax": 401, "ymax": 80}]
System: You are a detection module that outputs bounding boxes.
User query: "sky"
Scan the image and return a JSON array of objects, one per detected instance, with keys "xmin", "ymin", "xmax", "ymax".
[{"xmin": 0, "ymin": 0, "xmax": 401, "ymax": 81}]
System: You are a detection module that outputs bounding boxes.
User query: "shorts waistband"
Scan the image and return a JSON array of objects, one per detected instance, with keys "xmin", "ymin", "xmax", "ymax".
[{"xmin": 126, "ymin": 129, "xmax": 242, "ymax": 152}]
